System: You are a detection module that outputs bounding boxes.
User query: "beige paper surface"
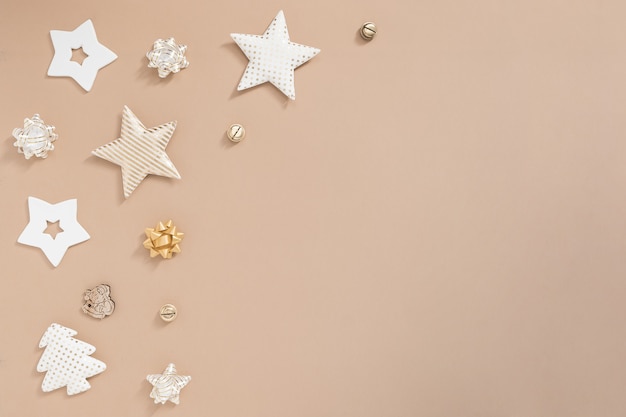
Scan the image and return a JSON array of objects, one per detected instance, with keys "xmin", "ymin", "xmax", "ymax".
[{"xmin": 2, "ymin": 0, "xmax": 626, "ymax": 416}]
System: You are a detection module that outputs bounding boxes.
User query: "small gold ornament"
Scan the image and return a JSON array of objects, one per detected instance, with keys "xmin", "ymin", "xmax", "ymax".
[
  {"xmin": 360, "ymin": 22, "xmax": 377, "ymax": 40},
  {"xmin": 227, "ymin": 124, "xmax": 245, "ymax": 142},
  {"xmin": 159, "ymin": 304, "xmax": 177, "ymax": 322},
  {"xmin": 82, "ymin": 284, "xmax": 115, "ymax": 319},
  {"xmin": 143, "ymin": 220, "xmax": 184, "ymax": 259}
]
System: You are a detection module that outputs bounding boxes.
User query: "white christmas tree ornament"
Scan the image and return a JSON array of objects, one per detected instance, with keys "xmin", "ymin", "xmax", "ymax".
[{"xmin": 37, "ymin": 323, "xmax": 106, "ymax": 395}]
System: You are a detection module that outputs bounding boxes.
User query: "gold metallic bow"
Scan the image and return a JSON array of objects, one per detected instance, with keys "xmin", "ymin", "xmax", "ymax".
[{"xmin": 143, "ymin": 220, "xmax": 184, "ymax": 259}]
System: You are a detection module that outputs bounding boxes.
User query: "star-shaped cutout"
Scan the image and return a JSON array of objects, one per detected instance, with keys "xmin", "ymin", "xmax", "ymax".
[
  {"xmin": 231, "ymin": 10, "xmax": 320, "ymax": 100},
  {"xmin": 92, "ymin": 106, "xmax": 181, "ymax": 198},
  {"xmin": 17, "ymin": 197, "xmax": 90, "ymax": 267},
  {"xmin": 48, "ymin": 19, "xmax": 117, "ymax": 92},
  {"xmin": 147, "ymin": 363, "xmax": 191, "ymax": 405}
]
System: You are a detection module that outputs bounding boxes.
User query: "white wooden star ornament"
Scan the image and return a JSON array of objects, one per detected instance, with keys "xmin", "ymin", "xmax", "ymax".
[
  {"xmin": 17, "ymin": 197, "xmax": 90, "ymax": 267},
  {"xmin": 92, "ymin": 106, "xmax": 181, "ymax": 198},
  {"xmin": 147, "ymin": 363, "xmax": 191, "ymax": 405},
  {"xmin": 48, "ymin": 19, "xmax": 117, "ymax": 92},
  {"xmin": 231, "ymin": 10, "xmax": 320, "ymax": 100}
]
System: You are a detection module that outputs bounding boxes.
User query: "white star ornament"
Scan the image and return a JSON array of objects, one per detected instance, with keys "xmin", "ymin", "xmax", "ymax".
[
  {"xmin": 48, "ymin": 19, "xmax": 117, "ymax": 92},
  {"xmin": 92, "ymin": 106, "xmax": 181, "ymax": 198},
  {"xmin": 147, "ymin": 363, "xmax": 191, "ymax": 405},
  {"xmin": 231, "ymin": 10, "xmax": 320, "ymax": 100},
  {"xmin": 17, "ymin": 197, "xmax": 90, "ymax": 267}
]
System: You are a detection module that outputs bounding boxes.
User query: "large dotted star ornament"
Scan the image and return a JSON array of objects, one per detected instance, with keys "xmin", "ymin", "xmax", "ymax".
[
  {"xmin": 17, "ymin": 197, "xmax": 90, "ymax": 267},
  {"xmin": 147, "ymin": 363, "xmax": 191, "ymax": 405},
  {"xmin": 231, "ymin": 10, "xmax": 320, "ymax": 100},
  {"xmin": 47, "ymin": 19, "xmax": 117, "ymax": 92},
  {"xmin": 92, "ymin": 106, "xmax": 181, "ymax": 198}
]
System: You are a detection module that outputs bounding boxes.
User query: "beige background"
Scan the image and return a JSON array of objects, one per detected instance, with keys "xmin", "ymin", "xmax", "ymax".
[{"xmin": 1, "ymin": 0, "xmax": 626, "ymax": 416}]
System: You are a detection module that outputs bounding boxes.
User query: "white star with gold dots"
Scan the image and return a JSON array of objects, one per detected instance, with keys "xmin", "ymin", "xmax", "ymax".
[{"xmin": 231, "ymin": 10, "xmax": 320, "ymax": 100}]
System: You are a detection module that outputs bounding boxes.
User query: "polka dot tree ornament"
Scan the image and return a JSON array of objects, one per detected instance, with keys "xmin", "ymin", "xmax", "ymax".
[
  {"xmin": 231, "ymin": 10, "xmax": 320, "ymax": 100},
  {"xmin": 36, "ymin": 323, "xmax": 106, "ymax": 395}
]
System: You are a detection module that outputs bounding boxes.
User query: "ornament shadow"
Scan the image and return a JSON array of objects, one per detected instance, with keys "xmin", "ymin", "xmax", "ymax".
[
  {"xmin": 32, "ymin": 345, "xmax": 46, "ymax": 398},
  {"xmin": 136, "ymin": 57, "xmax": 175, "ymax": 86},
  {"xmin": 354, "ymin": 29, "xmax": 372, "ymax": 45},
  {"xmin": 1, "ymin": 136, "xmax": 36, "ymax": 171},
  {"xmin": 222, "ymin": 132, "xmax": 239, "ymax": 149},
  {"xmin": 138, "ymin": 379, "xmax": 164, "ymax": 415},
  {"xmin": 84, "ymin": 155, "xmax": 127, "ymax": 205},
  {"xmin": 133, "ymin": 232, "xmax": 162, "ymax": 270}
]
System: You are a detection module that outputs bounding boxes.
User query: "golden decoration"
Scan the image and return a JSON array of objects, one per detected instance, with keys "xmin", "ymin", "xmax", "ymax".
[
  {"xmin": 227, "ymin": 124, "xmax": 246, "ymax": 142},
  {"xmin": 360, "ymin": 22, "xmax": 377, "ymax": 40},
  {"xmin": 159, "ymin": 304, "xmax": 177, "ymax": 322},
  {"xmin": 82, "ymin": 284, "xmax": 115, "ymax": 319},
  {"xmin": 143, "ymin": 220, "xmax": 184, "ymax": 259}
]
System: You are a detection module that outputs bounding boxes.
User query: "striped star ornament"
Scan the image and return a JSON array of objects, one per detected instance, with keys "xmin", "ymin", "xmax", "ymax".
[
  {"xmin": 92, "ymin": 106, "xmax": 181, "ymax": 198},
  {"xmin": 147, "ymin": 363, "xmax": 191, "ymax": 405}
]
